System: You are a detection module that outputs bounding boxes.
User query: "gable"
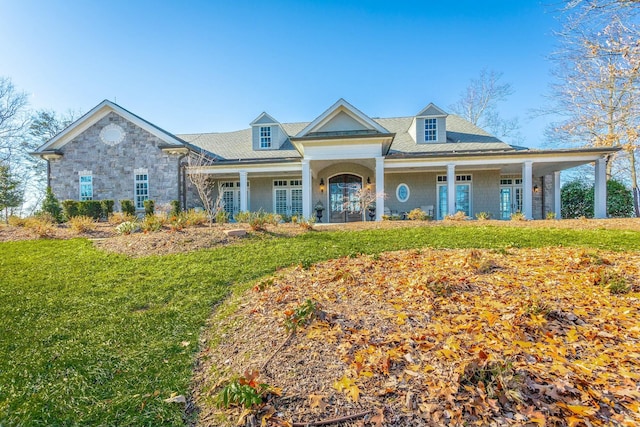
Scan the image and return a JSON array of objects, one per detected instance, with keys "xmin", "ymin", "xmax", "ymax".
[
  {"xmin": 416, "ymin": 103, "xmax": 447, "ymax": 117},
  {"xmin": 250, "ymin": 112, "xmax": 279, "ymax": 126},
  {"xmin": 295, "ymin": 98, "xmax": 389, "ymax": 138},
  {"xmin": 314, "ymin": 110, "xmax": 371, "ymax": 133},
  {"xmin": 35, "ymin": 100, "xmax": 186, "ymax": 153}
]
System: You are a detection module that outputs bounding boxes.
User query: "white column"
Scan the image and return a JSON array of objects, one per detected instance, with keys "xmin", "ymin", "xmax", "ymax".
[
  {"xmin": 302, "ymin": 159, "xmax": 311, "ymax": 219},
  {"xmin": 447, "ymin": 164, "xmax": 456, "ymax": 217},
  {"xmin": 375, "ymin": 156, "xmax": 385, "ymax": 221},
  {"xmin": 554, "ymin": 171, "xmax": 561, "ymax": 219},
  {"xmin": 239, "ymin": 171, "xmax": 248, "ymax": 212},
  {"xmin": 522, "ymin": 161, "xmax": 533, "ymax": 219},
  {"xmin": 594, "ymin": 158, "xmax": 607, "ymax": 219}
]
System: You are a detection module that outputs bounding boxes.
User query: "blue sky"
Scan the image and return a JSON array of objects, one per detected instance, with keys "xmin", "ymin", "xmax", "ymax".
[{"xmin": 1, "ymin": 0, "xmax": 561, "ymax": 146}]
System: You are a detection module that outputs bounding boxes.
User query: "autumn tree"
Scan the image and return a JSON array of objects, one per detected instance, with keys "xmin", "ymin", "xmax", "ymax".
[
  {"xmin": 449, "ymin": 69, "xmax": 522, "ymax": 143},
  {"xmin": 550, "ymin": 1, "xmax": 640, "ymax": 215}
]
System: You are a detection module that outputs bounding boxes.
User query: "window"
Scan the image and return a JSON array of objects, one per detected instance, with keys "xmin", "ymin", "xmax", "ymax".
[
  {"xmin": 259, "ymin": 126, "xmax": 272, "ymax": 148},
  {"xmin": 396, "ymin": 183, "xmax": 410, "ymax": 203},
  {"xmin": 424, "ymin": 118, "xmax": 437, "ymax": 142},
  {"xmin": 79, "ymin": 172, "xmax": 93, "ymax": 201},
  {"xmin": 134, "ymin": 172, "xmax": 149, "ymax": 209}
]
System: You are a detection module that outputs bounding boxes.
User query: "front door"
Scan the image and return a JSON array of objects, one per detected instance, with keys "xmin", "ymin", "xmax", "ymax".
[{"xmin": 329, "ymin": 174, "xmax": 363, "ymax": 223}]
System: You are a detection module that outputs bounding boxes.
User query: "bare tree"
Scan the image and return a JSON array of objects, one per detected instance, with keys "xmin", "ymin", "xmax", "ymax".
[
  {"xmin": 549, "ymin": 1, "xmax": 640, "ymax": 215},
  {"xmin": 186, "ymin": 149, "xmax": 224, "ymax": 225},
  {"xmin": 449, "ymin": 69, "xmax": 522, "ymax": 143},
  {"xmin": 0, "ymin": 77, "xmax": 29, "ymax": 162}
]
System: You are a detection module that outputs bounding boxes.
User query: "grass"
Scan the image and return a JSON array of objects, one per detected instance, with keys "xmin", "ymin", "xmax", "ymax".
[{"xmin": 1, "ymin": 224, "xmax": 639, "ymax": 425}]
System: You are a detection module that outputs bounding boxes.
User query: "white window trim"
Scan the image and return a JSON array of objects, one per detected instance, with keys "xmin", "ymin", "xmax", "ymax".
[
  {"xmin": 259, "ymin": 126, "xmax": 272, "ymax": 149},
  {"xmin": 79, "ymin": 170, "xmax": 93, "ymax": 201}
]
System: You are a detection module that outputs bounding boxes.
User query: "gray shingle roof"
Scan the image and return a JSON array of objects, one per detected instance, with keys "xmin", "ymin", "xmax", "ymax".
[{"xmin": 176, "ymin": 114, "xmax": 517, "ymax": 161}]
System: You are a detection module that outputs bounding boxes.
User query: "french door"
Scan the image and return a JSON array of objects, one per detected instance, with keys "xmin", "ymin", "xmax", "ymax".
[
  {"xmin": 329, "ymin": 174, "xmax": 363, "ymax": 223},
  {"xmin": 499, "ymin": 176, "xmax": 522, "ymax": 219},
  {"xmin": 273, "ymin": 180, "xmax": 303, "ymax": 216}
]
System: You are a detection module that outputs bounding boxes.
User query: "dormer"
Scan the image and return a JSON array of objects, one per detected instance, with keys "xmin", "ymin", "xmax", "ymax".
[
  {"xmin": 409, "ymin": 103, "xmax": 448, "ymax": 144},
  {"xmin": 250, "ymin": 112, "xmax": 286, "ymax": 150}
]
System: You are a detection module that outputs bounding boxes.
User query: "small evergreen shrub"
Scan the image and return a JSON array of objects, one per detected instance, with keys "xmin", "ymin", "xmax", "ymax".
[
  {"xmin": 41, "ymin": 187, "xmax": 63, "ymax": 223},
  {"xmin": 120, "ymin": 200, "xmax": 135, "ymax": 216},
  {"xmin": 62, "ymin": 200, "xmax": 80, "ymax": 220},
  {"xmin": 143, "ymin": 200, "xmax": 155, "ymax": 217},
  {"xmin": 170, "ymin": 200, "xmax": 181, "ymax": 217},
  {"xmin": 78, "ymin": 201, "xmax": 102, "ymax": 220},
  {"xmin": 101, "ymin": 200, "xmax": 115, "ymax": 218}
]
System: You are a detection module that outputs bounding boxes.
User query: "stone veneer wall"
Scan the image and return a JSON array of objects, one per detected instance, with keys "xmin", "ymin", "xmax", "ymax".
[{"xmin": 49, "ymin": 112, "xmax": 183, "ymax": 211}]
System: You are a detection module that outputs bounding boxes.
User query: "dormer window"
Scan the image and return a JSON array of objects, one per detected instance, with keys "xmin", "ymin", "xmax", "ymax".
[
  {"xmin": 259, "ymin": 126, "xmax": 272, "ymax": 148},
  {"xmin": 425, "ymin": 118, "xmax": 437, "ymax": 142}
]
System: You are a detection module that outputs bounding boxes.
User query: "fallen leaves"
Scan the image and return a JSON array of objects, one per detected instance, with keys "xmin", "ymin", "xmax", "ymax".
[{"xmin": 198, "ymin": 247, "xmax": 640, "ymax": 426}]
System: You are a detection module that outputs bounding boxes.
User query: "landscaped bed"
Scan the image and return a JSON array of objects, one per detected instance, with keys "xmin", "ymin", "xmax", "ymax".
[{"xmin": 0, "ymin": 219, "xmax": 639, "ymax": 426}]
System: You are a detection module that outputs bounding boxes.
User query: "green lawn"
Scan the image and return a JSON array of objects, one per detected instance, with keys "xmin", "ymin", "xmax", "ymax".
[{"xmin": 1, "ymin": 225, "xmax": 639, "ymax": 426}]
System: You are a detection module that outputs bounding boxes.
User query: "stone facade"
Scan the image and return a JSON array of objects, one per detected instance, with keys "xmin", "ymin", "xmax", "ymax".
[{"xmin": 49, "ymin": 112, "xmax": 184, "ymax": 211}]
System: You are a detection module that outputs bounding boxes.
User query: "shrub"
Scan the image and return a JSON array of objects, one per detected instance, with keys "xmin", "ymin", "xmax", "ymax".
[
  {"xmin": 41, "ymin": 187, "xmax": 63, "ymax": 223},
  {"xmin": 606, "ymin": 179, "xmax": 634, "ymax": 217},
  {"xmin": 108, "ymin": 212, "xmax": 137, "ymax": 225},
  {"xmin": 215, "ymin": 210, "xmax": 229, "ymax": 224},
  {"xmin": 475, "ymin": 212, "xmax": 491, "ymax": 220},
  {"xmin": 7, "ymin": 215, "xmax": 26, "ymax": 227},
  {"xmin": 408, "ymin": 208, "xmax": 429, "ymax": 221},
  {"xmin": 298, "ymin": 216, "xmax": 316, "ymax": 230},
  {"xmin": 62, "ymin": 200, "xmax": 80, "ymax": 220},
  {"xmin": 234, "ymin": 211, "xmax": 251, "ymax": 223},
  {"xmin": 68, "ymin": 216, "xmax": 96, "ymax": 233},
  {"xmin": 24, "ymin": 216, "xmax": 55, "ymax": 238},
  {"xmin": 115, "ymin": 221, "xmax": 139, "ymax": 235},
  {"xmin": 561, "ymin": 178, "xmax": 634, "ymax": 218},
  {"xmin": 284, "ymin": 299, "xmax": 318, "ymax": 332},
  {"xmin": 100, "ymin": 200, "xmax": 115, "ymax": 218},
  {"xmin": 545, "ymin": 212, "xmax": 557, "ymax": 220},
  {"xmin": 169, "ymin": 214, "xmax": 187, "ymax": 231},
  {"xmin": 143, "ymin": 200, "xmax": 155, "ymax": 217},
  {"xmin": 78, "ymin": 201, "xmax": 102, "ymax": 220},
  {"xmin": 215, "ymin": 371, "xmax": 270, "ymax": 409},
  {"xmin": 120, "ymin": 200, "xmax": 135, "ymax": 216},
  {"xmin": 510, "ymin": 212, "xmax": 526, "ymax": 221},
  {"xmin": 141, "ymin": 214, "xmax": 164, "ymax": 232},
  {"xmin": 445, "ymin": 211, "xmax": 468, "ymax": 221},
  {"xmin": 170, "ymin": 200, "xmax": 181, "ymax": 217},
  {"xmin": 183, "ymin": 209, "xmax": 208, "ymax": 227}
]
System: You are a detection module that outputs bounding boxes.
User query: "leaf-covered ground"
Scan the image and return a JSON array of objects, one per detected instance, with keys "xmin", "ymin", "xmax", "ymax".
[{"xmin": 194, "ymin": 247, "xmax": 640, "ymax": 427}]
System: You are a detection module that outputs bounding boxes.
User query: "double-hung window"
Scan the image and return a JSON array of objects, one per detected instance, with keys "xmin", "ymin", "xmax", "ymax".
[
  {"xmin": 134, "ymin": 170, "xmax": 149, "ymax": 209},
  {"xmin": 79, "ymin": 171, "xmax": 93, "ymax": 201},
  {"xmin": 424, "ymin": 118, "xmax": 437, "ymax": 142},
  {"xmin": 259, "ymin": 126, "xmax": 272, "ymax": 148}
]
